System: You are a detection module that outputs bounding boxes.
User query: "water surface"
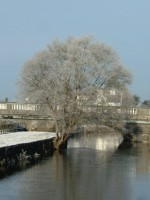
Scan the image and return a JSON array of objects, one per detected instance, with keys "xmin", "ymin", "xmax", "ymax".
[{"xmin": 0, "ymin": 135, "xmax": 150, "ymax": 200}]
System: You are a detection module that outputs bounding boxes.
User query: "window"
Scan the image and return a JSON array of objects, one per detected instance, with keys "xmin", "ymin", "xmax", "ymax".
[{"xmin": 110, "ymin": 90, "xmax": 116, "ymax": 95}]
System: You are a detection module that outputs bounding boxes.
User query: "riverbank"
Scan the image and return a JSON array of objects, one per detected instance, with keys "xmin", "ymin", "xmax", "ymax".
[
  {"xmin": 0, "ymin": 131, "xmax": 56, "ymax": 169},
  {"xmin": 0, "ymin": 131, "xmax": 56, "ymax": 148}
]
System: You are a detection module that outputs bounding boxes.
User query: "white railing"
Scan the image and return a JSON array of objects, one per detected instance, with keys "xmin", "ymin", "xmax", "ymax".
[
  {"xmin": 0, "ymin": 102, "xmax": 38, "ymax": 111},
  {"xmin": 12, "ymin": 103, "xmax": 37, "ymax": 111},
  {"xmin": 0, "ymin": 103, "xmax": 7, "ymax": 110}
]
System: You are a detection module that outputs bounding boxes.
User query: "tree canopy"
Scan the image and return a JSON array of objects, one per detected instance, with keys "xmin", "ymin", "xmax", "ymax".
[
  {"xmin": 18, "ymin": 36, "xmax": 132, "ymax": 135},
  {"xmin": 133, "ymin": 94, "xmax": 141, "ymax": 106},
  {"xmin": 142, "ymin": 100, "xmax": 150, "ymax": 107}
]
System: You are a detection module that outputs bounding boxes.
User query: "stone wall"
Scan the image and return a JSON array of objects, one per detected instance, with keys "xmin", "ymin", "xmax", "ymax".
[
  {"xmin": 125, "ymin": 122, "xmax": 150, "ymax": 143},
  {"xmin": 0, "ymin": 118, "xmax": 55, "ymax": 132}
]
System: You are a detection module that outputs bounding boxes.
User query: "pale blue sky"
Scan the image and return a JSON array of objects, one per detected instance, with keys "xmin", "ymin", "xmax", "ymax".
[{"xmin": 0, "ymin": 0, "xmax": 150, "ymax": 101}]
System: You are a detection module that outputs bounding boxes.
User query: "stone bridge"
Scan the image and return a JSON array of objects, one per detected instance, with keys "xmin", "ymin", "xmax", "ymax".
[{"xmin": 1, "ymin": 102, "xmax": 150, "ymax": 141}]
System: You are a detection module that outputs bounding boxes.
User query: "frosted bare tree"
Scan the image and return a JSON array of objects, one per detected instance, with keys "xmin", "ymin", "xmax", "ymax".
[{"xmin": 18, "ymin": 36, "xmax": 132, "ymax": 149}]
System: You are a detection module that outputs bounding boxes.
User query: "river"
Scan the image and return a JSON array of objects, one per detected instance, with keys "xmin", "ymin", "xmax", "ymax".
[{"xmin": 0, "ymin": 134, "xmax": 150, "ymax": 200}]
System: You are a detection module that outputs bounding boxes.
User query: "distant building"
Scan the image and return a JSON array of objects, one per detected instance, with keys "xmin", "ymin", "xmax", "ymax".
[{"xmin": 96, "ymin": 88, "xmax": 122, "ymax": 107}]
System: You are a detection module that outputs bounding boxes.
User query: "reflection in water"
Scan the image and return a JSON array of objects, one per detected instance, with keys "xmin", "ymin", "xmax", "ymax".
[
  {"xmin": 68, "ymin": 134, "xmax": 123, "ymax": 150},
  {"xmin": 0, "ymin": 135, "xmax": 150, "ymax": 200}
]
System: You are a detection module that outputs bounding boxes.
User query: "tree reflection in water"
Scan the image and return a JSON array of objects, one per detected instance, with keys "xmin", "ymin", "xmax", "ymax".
[{"xmin": 0, "ymin": 135, "xmax": 150, "ymax": 200}]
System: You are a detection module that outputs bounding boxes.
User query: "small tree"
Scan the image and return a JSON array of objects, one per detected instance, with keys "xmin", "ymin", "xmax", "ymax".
[
  {"xmin": 5, "ymin": 97, "xmax": 8, "ymax": 102},
  {"xmin": 133, "ymin": 95, "xmax": 140, "ymax": 106},
  {"xmin": 142, "ymin": 100, "xmax": 150, "ymax": 107},
  {"xmin": 18, "ymin": 36, "xmax": 132, "ymax": 148}
]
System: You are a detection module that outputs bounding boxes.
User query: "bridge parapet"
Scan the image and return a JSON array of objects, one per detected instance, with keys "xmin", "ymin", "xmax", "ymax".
[{"xmin": 0, "ymin": 102, "xmax": 51, "ymax": 118}]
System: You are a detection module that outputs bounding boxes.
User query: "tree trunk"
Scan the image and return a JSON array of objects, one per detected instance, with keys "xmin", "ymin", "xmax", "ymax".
[{"xmin": 53, "ymin": 134, "xmax": 68, "ymax": 150}]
